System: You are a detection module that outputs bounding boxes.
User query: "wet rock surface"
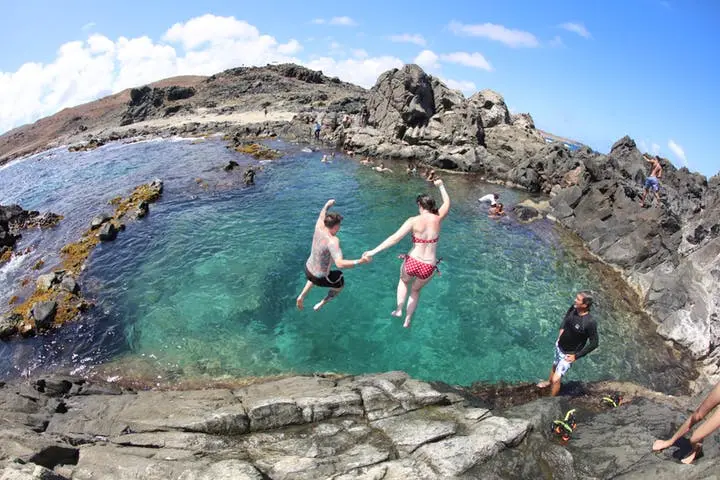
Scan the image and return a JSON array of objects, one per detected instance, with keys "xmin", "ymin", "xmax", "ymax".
[{"xmin": 1, "ymin": 373, "xmax": 718, "ymax": 479}]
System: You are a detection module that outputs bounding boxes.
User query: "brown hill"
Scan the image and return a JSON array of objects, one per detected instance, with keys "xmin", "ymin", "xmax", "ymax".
[{"xmin": 0, "ymin": 76, "xmax": 205, "ymax": 163}]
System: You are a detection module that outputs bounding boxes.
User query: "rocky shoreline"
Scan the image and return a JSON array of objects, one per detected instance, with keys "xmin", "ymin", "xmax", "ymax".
[
  {"xmin": 1, "ymin": 372, "xmax": 718, "ymax": 479},
  {"xmin": 1, "ymin": 62, "xmax": 719, "ymax": 477}
]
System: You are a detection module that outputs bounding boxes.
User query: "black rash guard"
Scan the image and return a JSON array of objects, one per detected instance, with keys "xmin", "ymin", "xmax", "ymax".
[{"xmin": 557, "ymin": 306, "xmax": 598, "ymax": 359}]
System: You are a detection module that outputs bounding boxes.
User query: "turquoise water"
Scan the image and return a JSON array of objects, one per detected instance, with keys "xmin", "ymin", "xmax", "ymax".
[{"xmin": 0, "ymin": 138, "xmax": 689, "ymax": 388}]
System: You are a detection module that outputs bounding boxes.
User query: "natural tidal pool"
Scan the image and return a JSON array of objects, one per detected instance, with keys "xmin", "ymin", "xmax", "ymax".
[{"xmin": 0, "ymin": 137, "xmax": 692, "ymax": 390}]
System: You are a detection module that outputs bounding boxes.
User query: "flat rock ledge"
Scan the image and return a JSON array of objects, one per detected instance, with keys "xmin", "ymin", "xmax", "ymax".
[{"xmin": 1, "ymin": 373, "xmax": 719, "ymax": 479}]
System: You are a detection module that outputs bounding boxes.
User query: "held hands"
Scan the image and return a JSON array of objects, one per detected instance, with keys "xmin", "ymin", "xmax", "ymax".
[{"xmin": 361, "ymin": 251, "xmax": 374, "ymax": 261}]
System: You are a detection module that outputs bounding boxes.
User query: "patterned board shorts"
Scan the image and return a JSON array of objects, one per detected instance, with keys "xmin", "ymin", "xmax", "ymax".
[
  {"xmin": 644, "ymin": 176, "xmax": 659, "ymax": 191},
  {"xmin": 553, "ymin": 344, "xmax": 573, "ymax": 377}
]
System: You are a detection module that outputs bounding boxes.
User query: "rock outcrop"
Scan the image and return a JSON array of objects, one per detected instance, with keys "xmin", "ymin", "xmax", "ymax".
[
  {"xmin": 0, "ymin": 205, "xmax": 62, "ymax": 263},
  {"xmin": 1, "ymin": 373, "xmax": 718, "ymax": 479}
]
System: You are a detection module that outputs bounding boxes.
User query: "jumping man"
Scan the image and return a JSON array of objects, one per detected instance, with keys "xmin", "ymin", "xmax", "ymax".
[{"xmin": 296, "ymin": 199, "xmax": 369, "ymax": 311}]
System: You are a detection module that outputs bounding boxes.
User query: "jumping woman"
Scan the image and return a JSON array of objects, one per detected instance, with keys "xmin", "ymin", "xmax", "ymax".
[{"xmin": 363, "ymin": 179, "xmax": 450, "ymax": 328}]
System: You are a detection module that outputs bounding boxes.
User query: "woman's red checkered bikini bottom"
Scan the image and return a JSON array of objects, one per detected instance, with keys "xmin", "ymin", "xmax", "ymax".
[{"xmin": 398, "ymin": 254, "xmax": 441, "ymax": 280}]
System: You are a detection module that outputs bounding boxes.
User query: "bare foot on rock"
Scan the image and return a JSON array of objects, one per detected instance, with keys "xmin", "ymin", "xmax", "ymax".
[
  {"xmin": 537, "ymin": 381, "xmax": 550, "ymax": 389},
  {"xmin": 681, "ymin": 445, "xmax": 703, "ymax": 464}
]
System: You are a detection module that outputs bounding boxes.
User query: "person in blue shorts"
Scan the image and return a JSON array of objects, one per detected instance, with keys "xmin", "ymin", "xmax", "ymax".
[{"xmin": 640, "ymin": 154, "xmax": 663, "ymax": 207}]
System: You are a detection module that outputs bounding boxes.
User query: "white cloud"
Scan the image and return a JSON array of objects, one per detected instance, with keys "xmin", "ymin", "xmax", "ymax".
[
  {"xmin": 311, "ymin": 16, "xmax": 357, "ymax": 27},
  {"xmin": 549, "ymin": 35, "xmax": 564, "ymax": 48},
  {"xmin": 278, "ymin": 39, "xmax": 302, "ymax": 55},
  {"xmin": 440, "ymin": 52, "xmax": 492, "ymax": 71},
  {"xmin": 414, "ymin": 49, "xmax": 440, "ymax": 71},
  {"xmin": 389, "ymin": 33, "xmax": 426, "ymax": 46},
  {"xmin": 329, "ymin": 16, "xmax": 357, "ymax": 26},
  {"xmin": 81, "ymin": 22, "xmax": 96, "ymax": 31},
  {"xmin": 164, "ymin": 14, "xmax": 261, "ymax": 50},
  {"xmin": 305, "ymin": 56, "xmax": 403, "ymax": 88},
  {"xmin": 448, "ymin": 21, "xmax": 539, "ymax": 48},
  {"xmin": 668, "ymin": 139, "xmax": 688, "ymax": 167},
  {"xmin": 352, "ymin": 49, "xmax": 369, "ymax": 59},
  {"xmin": 0, "ymin": 15, "xmax": 307, "ymax": 133},
  {"xmin": 652, "ymin": 143, "xmax": 661, "ymax": 155},
  {"xmin": 560, "ymin": 22, "xmax": 591, "ymax": 39},
  {"xmin": 443, "ymin": 79, "xmax": 477, "ymax": 95}
]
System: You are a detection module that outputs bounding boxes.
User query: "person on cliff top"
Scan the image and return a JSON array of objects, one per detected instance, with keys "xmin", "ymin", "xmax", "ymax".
[
  {"xmin": 479, "ymin": 193, "xmax": 499, "ymax": 206},
  {"xmin": 362, "ymin": 179, "xmax": 450, "ymax": 328},
  {"xmin": 297, "ymin": 199, "xmax": 370, "ymax": 311},
  {"xmin": 639, "ymin": 154, "xmax": 663, "ymax": 207},
  {"xmin": 652, "ymin": 381, "xmax": 720, "ymax": 464},
  {"xmin": 537, "ymin": 291, "xmax": 598, "ymax": 396}
]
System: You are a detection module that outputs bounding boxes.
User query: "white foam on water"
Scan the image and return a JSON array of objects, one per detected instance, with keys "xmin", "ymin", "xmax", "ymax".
[{"xmin": 0, "ymin": 254, "xmax": 27, "ymax": 296}]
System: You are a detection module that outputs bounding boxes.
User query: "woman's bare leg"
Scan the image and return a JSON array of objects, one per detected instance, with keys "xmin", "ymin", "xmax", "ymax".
[
  {"xmin": 403, "ymin": 275, "xmax": 432, "ymax": 328},
  {"xmin": 653, "ymin": 382, "xmax": 720, "ymax": 453},
  {"xmin": 392, "ymin": 266, "xmax": 411, "ymax": 318}
]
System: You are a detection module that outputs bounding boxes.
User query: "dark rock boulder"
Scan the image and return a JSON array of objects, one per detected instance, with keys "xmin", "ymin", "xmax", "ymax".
[
  {"xmin": 608, "ymin": 135, "xmax": 646, "ymax": 182},
  {"xmin": 165, "ymin": 86, "xmax": 196, "ymax": 101},
  {"xmin": 0, "ymin": 312, "xmax": 21, "ymax": 339},
  {"xmin": 90, "ymin": 213, "xmax": 111, "ymax": 229},
  {"xmin": 367, "ymin": 64, "xmax": 436, "ymax": 137},
  {"xmin": 469, "ymin": 89, "xmax": 511, "ymax": 128},
  {"xmin": 224, "ymin": 160, "xmax": 239, "ymax": 171},
  {"xmin": 510, "ymin": 112, "xmax": 535, "ymax": 130},
  {"xmin": 513, "ymin": 204, "xmax": 540, "ymax": 222},
  {"xmin": 31, "ymin": 301, "xmax": 57, "ymax": 330},
  {"xmin": 59, "ymin": 275, "xmax": 79, "ymax": 294},
  {"xmin": 97, "ymin": 222, "xmax": 118, "ymax": 241},
  {"xmin": 120, "ymin": 86, "xmax": 166, "ymax": 126},
  {"xmin": 135, "ymin": 201, "xmax": 149, "ymax": 219}
]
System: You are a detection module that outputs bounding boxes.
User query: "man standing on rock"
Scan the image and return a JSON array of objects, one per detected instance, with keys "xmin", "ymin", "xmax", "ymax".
[
  {"xmin": 296, "ymin": 199, "xmax": 370, "ymax": 311},
  {"xmin": 639, "ymin": 154, "xmax": 663, "ymax": 207},
  {"xmin": 537, "ymin": 291, "xmax": 598, "ymax": 396}
]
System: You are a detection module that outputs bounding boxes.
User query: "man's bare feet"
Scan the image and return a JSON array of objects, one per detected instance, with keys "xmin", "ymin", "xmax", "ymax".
[
  {"xmin": 652, "ymin": 439, "xmax": 673, "ymax": 452},
  {"xmin": 403, "ymin": 318, "xmax": 411, "ymax": 328},
  {"xmin": 681, "ymin": 444, "xmax": 702, "ymax": 464},
  {"xmin": 296, "ymin": 297, "xmax": 304, "ymax": 310},
  {"xmin": 391, "ymin": 309, "xmax": 402, "ymax": 318},
  {"xmin": 537, "ymin": 380, "xmax": 551, "ymax": 389},
  {"xmin": 313, "ymin": 301, "xmax": 325, "ymax": 312}
]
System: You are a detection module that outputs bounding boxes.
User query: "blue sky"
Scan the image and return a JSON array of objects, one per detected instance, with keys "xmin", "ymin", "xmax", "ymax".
[{"xmin": 1, "ymin": 0, "xmax": 718, "ymax": 176}]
